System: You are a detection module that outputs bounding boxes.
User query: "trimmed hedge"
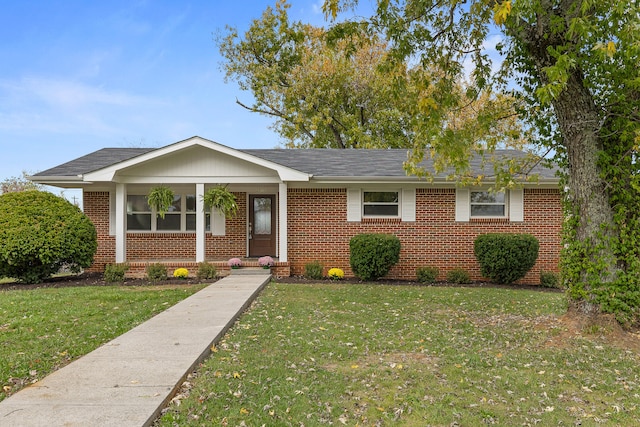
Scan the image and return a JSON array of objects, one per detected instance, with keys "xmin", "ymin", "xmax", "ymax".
[
  {"xmin": 0, "ymin": 191, "xmax": 97, "ymax": 284},
  {"xmin": 474, "ymin": 233, "xmax": 539, "ymax": 284},
  {"xmin": 349, "ymin": 234, "xmax": 401, "ymax": 281}
]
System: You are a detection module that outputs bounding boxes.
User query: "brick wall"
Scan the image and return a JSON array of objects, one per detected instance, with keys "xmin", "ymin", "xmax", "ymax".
[
  {"xmin": 286, "ymin": 187, "xmax": 562, "ymax": 284},
  {"xmin": 85, "ymin": 187, "xmax": 562, "ymax": 284},
  {"xmin": 83, "ymin": 191, "xmax": 114, "ymax": 272}
]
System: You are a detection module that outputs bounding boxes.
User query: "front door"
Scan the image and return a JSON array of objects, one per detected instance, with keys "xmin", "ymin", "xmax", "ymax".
[{"xmin": 249, "ymin": 195, "xmax": 276, "ymax": 257}]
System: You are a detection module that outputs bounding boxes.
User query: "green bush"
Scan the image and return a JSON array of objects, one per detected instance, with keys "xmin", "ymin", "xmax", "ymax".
[
  {"xmin": 474, "ymin": 233, "xmax": 539, "ymax": 284},
  {"xmin": 0, "ymin": 191, "xmax": 97, "ymax": 284},
  {"xmin": 304, "ymin": 261, "xmax": 324, "ymax": 280},
  {"xmin": 447, "ymin": 268, "xmax": 471, "ymax": 284},
  {"xmin": 349, "ymin": 234, "xmax": 401, "ymax": 281},
  {"xmin": 540, "ymin": 271, "xmax": 560, "ymax": 288},
  {"xmin": 104, "ymin": 263, "xmax": 130, "ymax": 283},
  {"xmin": 146, "ymin": 263, "xmax": 167, "ymax": 282},
  {"xmin": 197, "ymin": 262, "xmax": 218, "ymax": 280},
  {"xmin": 416, "ymin": 266, "xmax": 439, "ymax": 284}
]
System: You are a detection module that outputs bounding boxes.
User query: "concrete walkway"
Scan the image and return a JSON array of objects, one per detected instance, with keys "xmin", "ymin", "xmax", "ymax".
[{"xmin": 0, "ymin": 273, "xmax": 271, "ymax": 427}]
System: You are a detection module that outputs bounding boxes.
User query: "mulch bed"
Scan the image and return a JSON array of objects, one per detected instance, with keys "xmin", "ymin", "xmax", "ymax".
[{"xmin": 0, "ymin": 272, "xmax": 562, "ymax": 293}]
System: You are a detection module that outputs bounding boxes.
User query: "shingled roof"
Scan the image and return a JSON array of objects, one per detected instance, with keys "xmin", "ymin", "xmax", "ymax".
[{"xmin": 32, "ymin": 146, "xmax": 558, "ymax": 181}]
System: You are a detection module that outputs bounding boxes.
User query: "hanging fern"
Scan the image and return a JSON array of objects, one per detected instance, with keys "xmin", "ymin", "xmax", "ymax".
[
  {"xmin": 202, "ymin": 186, "xmax": 238, "ymax": 218},
  {"xmin": 147, "ymin": 185, "xmax": 174, "ymax": 219}
]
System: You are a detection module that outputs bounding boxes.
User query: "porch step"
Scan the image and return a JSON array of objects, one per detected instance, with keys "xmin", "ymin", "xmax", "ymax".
[{"xmin": 230, "ymin": 267, "xmax": 272, "ymax": 276}]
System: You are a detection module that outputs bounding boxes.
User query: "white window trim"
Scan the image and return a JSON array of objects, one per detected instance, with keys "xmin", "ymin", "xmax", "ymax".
[
  {"xmin": 457, "ymin": 188, "xmax": 526, "ymax": 222},
  {"xmin": 347, "ymin": 188, "xmax": 415, "ymax": 222}
]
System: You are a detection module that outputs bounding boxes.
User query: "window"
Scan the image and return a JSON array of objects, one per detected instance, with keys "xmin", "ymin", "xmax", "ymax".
[
  {"xmin": 470, "ymin": 191, "xmax": 507, "ymax": 217},
  {"xmin": 127, "ymin": 194, "xmax": 200, "ymax": 232},
  {"xmin": 363, "ymin": 191, "xmax": 399, "ymax": 217},
  {"xmin": 127, "ymin": 195, "xmax": 151, "ymax": 230}
]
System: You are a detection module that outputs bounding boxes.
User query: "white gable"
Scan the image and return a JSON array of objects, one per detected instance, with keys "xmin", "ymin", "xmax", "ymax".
[{"xmin": 83, "ymin": 136, "xmax": 310, "ymax": 184}]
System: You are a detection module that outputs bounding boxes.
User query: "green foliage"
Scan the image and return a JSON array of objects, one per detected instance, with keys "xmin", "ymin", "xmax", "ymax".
[
  {"xmin": 416, "ymin": 266, "xmax": 439, "ymax": 284},
  {"xmin": 217, "ymin": 0, "xmax": 431, "ymax": 149},
  {"xmin": 104, "ymin": 263, "xmax": 130, "ymax": 284},
  {"xmin": 447, "ymin": 268, "xmax": 471, "ymax": 284},
  {"xmin": 304, "ymin": 261, "xmax": 324, "ymax": 280},
  {"xmin": 349, "ymin": 234, "xmax": 400, "ymax": 281},
  {"xmin": 540, "ymin": 271, "xmax": 560, "ymax": 289},
  {"xmin": 147, "ymin": 185, "xmax": 174, "ymax": 219},
  {"xmin": 474, "ymin": 234, "xmax": 539, "ymax": 285},
  {"xmin": 197, "ymin": 262, "xmax": 218, "ymax": 280},
  {"xmin": 146, "ymin": 263, "xmax": 167, "ymax": 283},
  {"xmin": 202, "ymin": 186, "xmax": 238, "ymax": 218},
  {"xmin": 0, "ymin": 191, "xmax": 97, "ymax": 284}
]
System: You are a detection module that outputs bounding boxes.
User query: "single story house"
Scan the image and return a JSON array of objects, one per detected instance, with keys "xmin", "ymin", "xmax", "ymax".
[{"xmin": 31, "ymin": 136, "xmax": 562, "ymax": 282}]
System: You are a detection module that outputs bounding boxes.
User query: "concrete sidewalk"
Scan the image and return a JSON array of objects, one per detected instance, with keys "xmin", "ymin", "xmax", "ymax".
[{"xmin": 0, "ymin": 273, "xmax": 271, "ymax": 427}]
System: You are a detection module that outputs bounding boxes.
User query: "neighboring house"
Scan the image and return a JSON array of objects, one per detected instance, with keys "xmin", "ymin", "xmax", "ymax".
[{"xmin": 31, "ymin": 136, "xmax": 562, "ymax": 283}]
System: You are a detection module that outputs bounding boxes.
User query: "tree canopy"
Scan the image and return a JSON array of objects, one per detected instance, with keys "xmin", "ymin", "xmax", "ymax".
[{"xmin": 218, "ymin": 0, "xmax": 525, "ymax": 157}]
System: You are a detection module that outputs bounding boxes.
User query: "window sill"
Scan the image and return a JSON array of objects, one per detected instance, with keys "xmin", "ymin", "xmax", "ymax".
[
  {"xmin": 469, "ymin": 217, "xmax": 510, "ymax": 224},
  {"xmin": 361, "ymin": 217, "xmax": 402, "ymax": 224}
]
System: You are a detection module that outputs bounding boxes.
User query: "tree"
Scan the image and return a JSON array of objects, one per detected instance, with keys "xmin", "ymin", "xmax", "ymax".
[
  {"xmin": 0, "ymin": 171, "xmax": 43, "ymax": 194},
  {"xmin": 218, "ymin": 0, "xmax": 524, "ymax": 152},
  {"xmin": 0, "ymin": 191, "xmax": 97, "ymax": 284},
  {"xmin": 324, "ymin": 0, "xmax": 640, "ymax": 324}
]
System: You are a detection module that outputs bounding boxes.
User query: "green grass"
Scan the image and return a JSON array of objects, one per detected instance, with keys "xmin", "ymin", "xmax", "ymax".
[
  {"xmin": 0, "ymin": 284, "xmax": 206, "ymax": 401},
  {"xmin": 158, "ymin": 283, "xmax": 640, "ymax": 426}
]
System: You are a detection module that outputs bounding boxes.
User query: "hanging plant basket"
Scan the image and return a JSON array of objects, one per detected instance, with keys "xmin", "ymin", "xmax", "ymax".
[
  {"xmin": 202, "ymin": 186, "xmax": 238, "ymax": 218},
  {"xmin": 147, "ymin": 185, "xmax": 174, "ymax": 219}
]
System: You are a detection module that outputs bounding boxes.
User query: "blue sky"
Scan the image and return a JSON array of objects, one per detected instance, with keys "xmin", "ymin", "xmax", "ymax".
[{"xmin": 0, "ymin": 0, "xmax": 346, "ymax": 183}]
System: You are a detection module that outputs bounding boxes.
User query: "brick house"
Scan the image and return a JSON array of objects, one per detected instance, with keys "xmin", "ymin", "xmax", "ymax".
[{"xmin": 31, "ymin": 136, "xmax": 562, "ymax": 282}]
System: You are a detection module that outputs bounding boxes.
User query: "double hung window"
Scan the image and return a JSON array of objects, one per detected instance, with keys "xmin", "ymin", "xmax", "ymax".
[
  {"xmin": 470, "ymin": 191, "xmax": 507, "ymax": 218},
  {"xmin": 363, "ymin": 191, "xmax": 399, "ymax": 217}
]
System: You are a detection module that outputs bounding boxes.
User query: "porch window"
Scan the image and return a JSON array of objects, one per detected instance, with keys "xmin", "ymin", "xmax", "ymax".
[
  {"xmin": 363, "ymin": 191, "xmax": 399, "ymax": 217},
  {"xmin": 127, "ymin": 195, "xmax": 152, "ymax": 230},
  {"xmin": 126, "ymin": 193, "xmax": 202, "ymax": 232},
  {"xmin": 470, "ymin": 191, "xmax": 507, "ymax": 217}
]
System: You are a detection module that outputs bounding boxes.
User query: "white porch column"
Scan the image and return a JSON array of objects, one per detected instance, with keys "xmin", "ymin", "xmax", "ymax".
[
  {"xmin": 115, "ymin": 183, "xmax": 127, "ymax": 263},
  {"xmin": 278, "ymin": 182, "xmax": 288, "ymax": 262},
  {"xmin": 196, "ymin": 183, "xmax": 206, "ymax": 262}
]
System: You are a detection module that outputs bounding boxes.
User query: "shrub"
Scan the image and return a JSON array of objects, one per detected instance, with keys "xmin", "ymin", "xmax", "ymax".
[
  {"xmin": 474, "ymin": 233, "xmax": 539, "ymax": 284},
  {"xmin": 173, "ymin": 268, "xmax": 189, "ymax": 279},
  {"xmin": 104, "ymin": 263, "xmax": 129, "ymax": 283},
  {"xmin": 540, "ymin": 271, "xmax": 560, "ymax": 288},
  {"xmin": 146, "ymin": 263, "xmax": 167, "ymax": 282},
  {"xmin": 416, "ymin": 266, "xmax": 439, "ymax": 284},
  {"xmin": 304, "ymin": 261, "xmax": 324, "ymax": 280},
  {"xmin": 327, "ymin": 268, "xmax": 345, "ymax": 280},
  {"xmin": 447, "ymin": 268, "xmax": 471, "ymax": 284},
  {"xmin": 0, "ymin": 191, "xmax": 97, "ymax": 284},
  {"xmin": 197, "ymin": 262, "xmax": 217, "ymax": 280},
  {"xmin": 349, "ymin": 234, "xmax": 401, "ymax": 281}
]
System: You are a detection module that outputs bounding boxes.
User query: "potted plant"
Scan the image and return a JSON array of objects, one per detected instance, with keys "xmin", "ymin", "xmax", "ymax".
[
  {"xmin": 147, "ymin": 185, "xmax": 174, "ymax": 219},
  {"xmin": 202, "ymin": 185, "xmax": 238, "ymax": 218},
  {"xmin": 228, "ymin": 258, "xmax": 242, "ymax": 269},
  {"xmin": 258, "ymin": 256, "xmax": 274, "ymax": 269}
]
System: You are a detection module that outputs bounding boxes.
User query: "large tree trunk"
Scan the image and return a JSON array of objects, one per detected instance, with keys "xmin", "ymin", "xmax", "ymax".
[{"xmin": 552, "ymin": 69, "xmax": 620, "ymax": 314}]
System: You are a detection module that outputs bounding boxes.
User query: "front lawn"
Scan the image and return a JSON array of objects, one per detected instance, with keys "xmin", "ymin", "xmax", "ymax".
[
  {"xmin": 0, "ymin": 284, "xmax": 206, "ymax": 401},
  {"xmin": 158, "ymin": 283, "xmax": 640, "ymax": 426}
]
